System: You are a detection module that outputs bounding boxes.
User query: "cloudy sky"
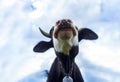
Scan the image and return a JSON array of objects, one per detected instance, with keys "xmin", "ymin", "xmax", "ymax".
[{"xmin": 0, "ymin": 0, "xmax": 120, "ymax": 82}]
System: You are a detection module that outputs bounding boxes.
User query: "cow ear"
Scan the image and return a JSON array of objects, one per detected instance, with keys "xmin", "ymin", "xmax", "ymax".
[
  {"xmin": 33, "ymin": 40, "xmax": 53, "ymax": 52},
  {"xmin": 78, "ymin": 28, "xmax": 98, "ymax": 42}
]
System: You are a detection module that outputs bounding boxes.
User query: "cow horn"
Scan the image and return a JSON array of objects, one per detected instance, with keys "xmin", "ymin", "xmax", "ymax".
[{"xmin": 39, "ymin": 27, "xmax": 51, "ymax": 38}]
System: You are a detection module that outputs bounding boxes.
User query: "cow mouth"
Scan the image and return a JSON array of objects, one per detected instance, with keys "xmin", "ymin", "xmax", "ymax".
[
  {"xmin": 54, "ymin": 26, "xmax": 76, "ymax": 40},
  {"xmin": 60, "ymin": 28, "xmax": 72, "ymax": 31}
]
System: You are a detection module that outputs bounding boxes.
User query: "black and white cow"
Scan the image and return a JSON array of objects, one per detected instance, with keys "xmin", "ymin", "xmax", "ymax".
[{"xmin": 33, "ymin": 19, "xmax": 98, "ymax": 82}]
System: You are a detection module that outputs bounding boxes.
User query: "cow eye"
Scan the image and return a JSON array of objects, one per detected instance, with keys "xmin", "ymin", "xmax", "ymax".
[
  {"xmin": 67, "ymin": 19, "xmax": 72, "ymax": 23},
  {"xmin": 56, "ymin": 20, "xmax": 60, "ymax": 25}
]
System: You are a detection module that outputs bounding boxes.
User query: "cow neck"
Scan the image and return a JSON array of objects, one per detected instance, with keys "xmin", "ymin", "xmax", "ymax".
[
  {"xmin": 66, "ymin": 55, "xmax": 73, "ymax": 76},
  {"xmin": 55, "ymin": 46, "xmax": 78, "ymax": 76},
  {"xmin": 57, "ymin": 54, "xmax": 73, "ymax": 76}
]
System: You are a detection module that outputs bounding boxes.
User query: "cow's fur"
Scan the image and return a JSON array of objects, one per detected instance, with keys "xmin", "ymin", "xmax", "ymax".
[{"xmin": 33, "ymin": 19, "xmax": 98, "ymax": 82}]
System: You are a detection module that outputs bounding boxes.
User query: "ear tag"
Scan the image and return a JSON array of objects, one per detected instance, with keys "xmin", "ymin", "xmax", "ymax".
[{"xmin": 63, "ymin": 76, "xmax": 73, "ymax": 82}]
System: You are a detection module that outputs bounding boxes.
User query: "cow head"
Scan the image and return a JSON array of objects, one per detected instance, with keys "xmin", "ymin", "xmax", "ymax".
[{"xmin": 33, "ymin": 19, "xmax": 98, "ymax": 54}]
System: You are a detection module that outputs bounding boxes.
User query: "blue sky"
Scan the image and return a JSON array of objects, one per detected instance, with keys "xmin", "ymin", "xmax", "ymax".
[{"xmin": 0, "ymin": 0, "xmax": 120, "ymax": 82}]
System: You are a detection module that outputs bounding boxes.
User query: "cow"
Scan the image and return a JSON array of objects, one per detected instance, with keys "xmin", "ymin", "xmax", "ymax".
[{"xmin": 33, "ymin": 19, "xmax": 98, "ymax": 82}]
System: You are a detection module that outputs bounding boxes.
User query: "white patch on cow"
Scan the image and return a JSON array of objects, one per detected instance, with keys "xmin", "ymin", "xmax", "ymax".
[{"xmin": 53, "ymin": 26, "xmax": 78, "ymax": 55}]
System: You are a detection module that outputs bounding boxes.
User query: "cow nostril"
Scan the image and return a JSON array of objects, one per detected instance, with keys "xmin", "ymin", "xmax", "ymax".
[
  {"xmin": 56, "ymin": 20, "xmax": 60, "ymax": 25},
  {"xmin": 67, "ymin": 19, "xmax": 72, "ymax": 23},
  {"xmin": 58, "ymin": 19, "xmax": 72, "ymax": 29}
]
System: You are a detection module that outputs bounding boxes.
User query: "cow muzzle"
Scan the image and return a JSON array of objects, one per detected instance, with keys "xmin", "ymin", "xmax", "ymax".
[{"xmin": 54, "ymin": 19, "xmax": 77, "ymax": 40}]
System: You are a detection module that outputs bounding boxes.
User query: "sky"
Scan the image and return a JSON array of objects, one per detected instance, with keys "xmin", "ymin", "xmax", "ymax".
[{"xmin": 0, "ymin": 0, "xmax": 120, "ymax": 82}]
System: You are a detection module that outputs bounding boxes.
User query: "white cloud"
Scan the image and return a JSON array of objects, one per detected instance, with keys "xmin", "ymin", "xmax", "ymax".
[{"xmin": 80, "ymin": 41, "xmax": 120, "ymax": 72}]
